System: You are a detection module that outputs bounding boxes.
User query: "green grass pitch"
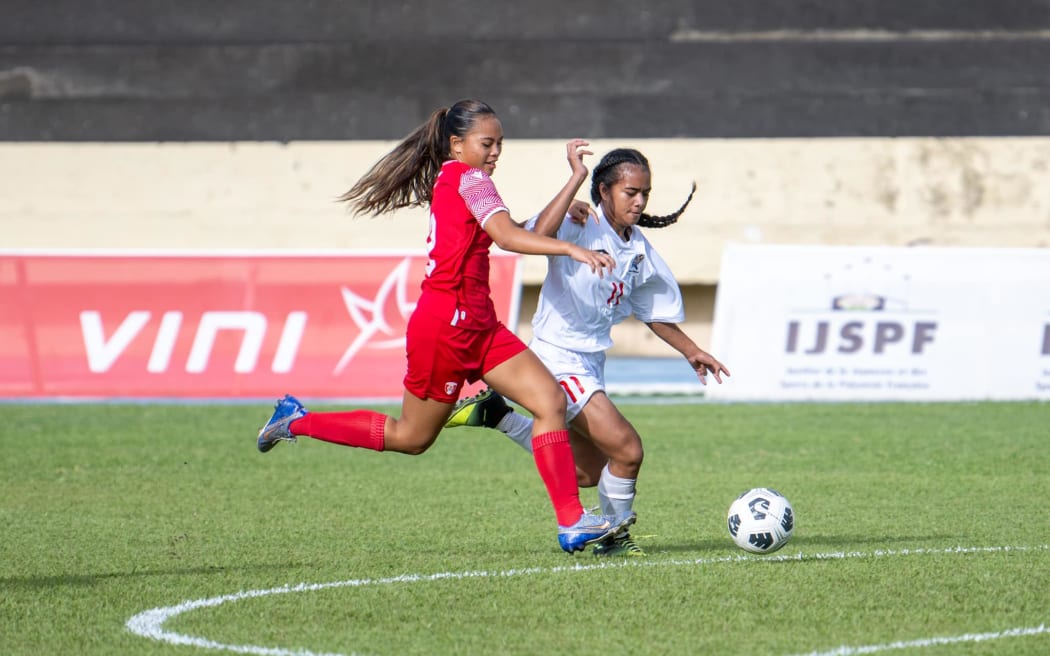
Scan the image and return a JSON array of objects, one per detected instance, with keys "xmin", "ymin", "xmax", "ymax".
[{"xmin": 1, "ymin": 400, "xmax": 1048, "ymax": 655}]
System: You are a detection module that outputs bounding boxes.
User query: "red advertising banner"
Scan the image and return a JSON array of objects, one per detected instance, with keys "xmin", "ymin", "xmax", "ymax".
[{"xmin": 0, "ymin": 252, "xmax": 522, "ymax": 400}]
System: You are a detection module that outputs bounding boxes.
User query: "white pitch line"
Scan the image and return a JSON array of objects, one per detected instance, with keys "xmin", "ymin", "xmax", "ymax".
[
  {"xmin": 789, "ymin": 624, "xmax": 1049, "ymax": 656},
  {"xmin": 126, "ymin": 544, "xmax": 1048, "ymax": 656},
  {"xmin": 669, "ymin": 28, "xmax": 1050, "ymax": 43}
]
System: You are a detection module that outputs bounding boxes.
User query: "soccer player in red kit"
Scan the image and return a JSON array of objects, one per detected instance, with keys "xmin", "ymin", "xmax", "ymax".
[{"xmin": 256, "ymin": 99, "xmax": 635, "ymax": 553}]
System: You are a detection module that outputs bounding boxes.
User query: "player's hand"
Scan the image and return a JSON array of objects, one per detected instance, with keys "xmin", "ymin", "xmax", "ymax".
[
  {"xmin": 689, "ymin": 351, "xmax": 730, "ymax": 385},
  {"xmin": 567, "ymin": 244, "xmax": 615, "ymax": 277},
  {"xmin": 567, "ymin": 199, "xmax": 598, "ymax": 225},
  {"xmin": 565, "ymin": 138, "xmax": 593, "ymax": 179}
]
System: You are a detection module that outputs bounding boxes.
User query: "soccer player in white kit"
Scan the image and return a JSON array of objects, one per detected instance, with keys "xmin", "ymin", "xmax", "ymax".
[
  {"xmin": 257, "ymin": 100, "xmax": 630, "ymax": 554},
  {"xmin": 446, "ymin": 148, "xmax": 730, "ymax": 556}
]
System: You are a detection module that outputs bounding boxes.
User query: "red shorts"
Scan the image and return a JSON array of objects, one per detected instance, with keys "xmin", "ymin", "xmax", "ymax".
[{"xmin": 403, "ymin": 310, "xmax": 528, "ymax": 403}]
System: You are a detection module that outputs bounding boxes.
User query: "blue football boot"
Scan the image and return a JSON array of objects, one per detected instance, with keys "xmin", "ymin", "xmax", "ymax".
[
  {"xmin": 557, "ymin": 513, "xmax": 620, "ymax": 553},
  {"xmin": 257, "ymin": 394, "xmax": 307, "ymax": 453}
]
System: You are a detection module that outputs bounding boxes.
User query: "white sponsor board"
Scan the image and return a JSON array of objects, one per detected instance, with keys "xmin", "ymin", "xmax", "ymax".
[{"xmin": 708, "ymin": 244, "xmax": 1050, "ymax": 401}]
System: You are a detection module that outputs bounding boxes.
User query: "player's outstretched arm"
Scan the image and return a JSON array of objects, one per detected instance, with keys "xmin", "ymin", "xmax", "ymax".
[
  {"xmin": 485, "ymin": 211, "xmax": 614, "ymax": 276},
  {"xmin": 646, "ymin": 321, "xmax": 731, "ymax": 385},
  {"xmin": 482, "ymin": 138, "xmax": 612, "ymax": 276}
]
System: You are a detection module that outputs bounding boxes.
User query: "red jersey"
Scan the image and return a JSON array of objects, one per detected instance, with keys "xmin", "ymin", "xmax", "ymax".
[{"xmin": 417, "ymin": 160, "xmax": 510, "ymax": 331}]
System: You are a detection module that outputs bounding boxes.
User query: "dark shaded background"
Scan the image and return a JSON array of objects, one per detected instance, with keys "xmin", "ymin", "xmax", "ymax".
[{"xmin": 2, "ymin": 0, "xmax": 1049, "ymax": 140}]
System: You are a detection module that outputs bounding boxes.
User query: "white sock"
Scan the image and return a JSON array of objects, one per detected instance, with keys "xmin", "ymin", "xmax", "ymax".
[
  {"xmin": 597, "ymin": 463, "xmax": 636, "ymax": 517},
  {"xmin": 496, "ymin": 410, "xmax": 534, "ymax": 453}
]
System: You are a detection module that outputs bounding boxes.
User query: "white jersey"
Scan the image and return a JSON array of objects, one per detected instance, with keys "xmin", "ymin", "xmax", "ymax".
[{"xmin": 525, "ymin": 205, "xmax": 685, "ymax": 352}]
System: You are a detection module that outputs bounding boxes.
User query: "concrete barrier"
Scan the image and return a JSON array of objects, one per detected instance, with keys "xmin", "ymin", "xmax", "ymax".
[{"xmin": 4, "ymin": 137, "xmax": 1048, "ymax": 354}]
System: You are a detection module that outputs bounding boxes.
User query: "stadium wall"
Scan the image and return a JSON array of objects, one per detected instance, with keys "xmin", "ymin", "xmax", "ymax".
[
  {"xmin": 3, "ymin": 1, "xmax": 1049, "ymax": 141},
  {"xmin": 4, "ymin": 137, "xmax": 1048, "ymax": 354}
]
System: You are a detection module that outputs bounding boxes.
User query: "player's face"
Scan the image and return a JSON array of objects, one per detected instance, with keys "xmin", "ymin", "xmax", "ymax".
[
  {"xmin": 450, "ymin": 115, "xmax": 504, "ymax": 176},
  {"xmin": 600, "ymin": 164, "xmax": 651, "ymax": 237}
]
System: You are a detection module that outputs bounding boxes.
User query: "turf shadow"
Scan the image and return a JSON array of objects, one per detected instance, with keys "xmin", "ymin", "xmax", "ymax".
[{"xmin": 0, "ymin": 563, "xmax": 302, "ymax": 591}]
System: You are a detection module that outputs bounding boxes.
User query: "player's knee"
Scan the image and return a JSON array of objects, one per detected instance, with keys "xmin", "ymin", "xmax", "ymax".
[
  {"xmin": 551, "ymin": 390, "xmax": 568, "ymax": 418},
  {"xmin": 530, "ymin": 383, "xmax": 567, "ymax": 421},
  {"xmin": 388, "ymin": 425, "xmax": 440, "ymax": 455},
  {"xmin": 401, "ymin": 441, "xmax": 432, "ymax": 456},
  {"xmin": 614, "ymin": 435, "xmax": 644, "ymax": 472},
  {"xmin": 627, "ymin": 444, "xmax": 644, "ymax": 470}
]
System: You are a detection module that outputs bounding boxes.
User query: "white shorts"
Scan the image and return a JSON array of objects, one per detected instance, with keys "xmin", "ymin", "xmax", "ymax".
[{"xmin": 530, "ymin": 339, "xmax": 606, "ymax": 422}]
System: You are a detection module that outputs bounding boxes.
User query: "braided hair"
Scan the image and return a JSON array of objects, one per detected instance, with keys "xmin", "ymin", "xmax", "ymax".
[{"xmin": 589, "ymin": 148, "xmax": 696, "ymax": 229}]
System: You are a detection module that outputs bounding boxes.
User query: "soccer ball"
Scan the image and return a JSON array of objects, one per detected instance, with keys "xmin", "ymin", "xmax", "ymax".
[{"xmin": 727, "ymin": 487, "xmax": 795, "ymax": 554}]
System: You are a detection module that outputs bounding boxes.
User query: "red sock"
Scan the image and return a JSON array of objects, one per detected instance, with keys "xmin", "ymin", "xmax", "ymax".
[
  {"xmin": 532, "ymin": 430, "xmax": 584, "ymax": 526},
  {"xmin": 289, "ymin": 410, "xmax": 386, "ymax": 451}
]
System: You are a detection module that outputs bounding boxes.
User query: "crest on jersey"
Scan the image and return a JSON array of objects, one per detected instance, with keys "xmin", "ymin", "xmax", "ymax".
[{"xmin": 628, "ymin": 254, "xmax": 645, "ymax": 275}]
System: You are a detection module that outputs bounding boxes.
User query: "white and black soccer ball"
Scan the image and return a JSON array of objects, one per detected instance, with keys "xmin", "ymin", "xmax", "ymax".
[{"xmin": 727, "ymin": 487, "xmax": 795, "ymax": 554}]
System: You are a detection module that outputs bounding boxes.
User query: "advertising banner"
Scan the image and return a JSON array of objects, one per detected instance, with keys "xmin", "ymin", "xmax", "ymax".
[
  {"xmin": 708, "ymin": 244, "xmax": 1050, "ymax": 401},
  {"xmin": 0, "ymin": 252, "xmax": 522, "ymax": 400}
]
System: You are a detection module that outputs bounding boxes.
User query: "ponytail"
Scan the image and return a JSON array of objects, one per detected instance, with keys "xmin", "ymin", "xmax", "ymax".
[
  {"xmin": 339, "ymin": 99, "xmax": 498, "ymax": 216},
  {"xmin": 638, "ymin": 181, "xmax": 696, "ymax": 229},
  {"xmin": 338, "ymin": 107, "xmax": 446, "ymax": 216}
]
